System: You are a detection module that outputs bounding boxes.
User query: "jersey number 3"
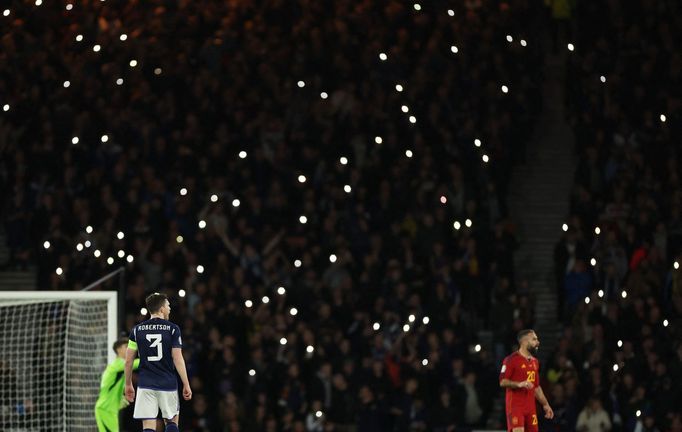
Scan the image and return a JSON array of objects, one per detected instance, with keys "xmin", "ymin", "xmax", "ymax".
[{"xmin": 146, "ymin": 334, "xmax": 163, "ymax": 361}]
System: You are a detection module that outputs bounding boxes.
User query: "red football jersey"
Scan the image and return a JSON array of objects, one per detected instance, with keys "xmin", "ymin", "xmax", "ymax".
[{"xmin": 499, "ymin": 351, "xmax": 539, "ymax": 413}]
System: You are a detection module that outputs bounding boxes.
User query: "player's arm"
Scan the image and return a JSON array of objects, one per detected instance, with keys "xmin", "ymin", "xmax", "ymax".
[
  {"xmin": 535, "ymin": 386, "xmax": 554, "ymax": 419},
  {"xmin": 172, "ymin": 347, "xmax": 192, "ymax": 400},
  {"xmin": 124, "ymin": 339, "xmax": 138, "ymax": 402},
  {"xmin": 499, "ymin": 358, "xmax": 533, "ymax": 389}
]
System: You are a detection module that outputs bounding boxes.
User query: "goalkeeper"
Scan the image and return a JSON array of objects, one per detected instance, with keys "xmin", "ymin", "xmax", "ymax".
[{"xmin": 95, "ymin": 337, "xmax": 140, "ymax": 432}]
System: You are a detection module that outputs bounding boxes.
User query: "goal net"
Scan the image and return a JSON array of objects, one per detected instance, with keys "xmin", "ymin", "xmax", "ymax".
[{"xmin": 0, "ymin": 291, "xmax": 117, "ymax": 432}]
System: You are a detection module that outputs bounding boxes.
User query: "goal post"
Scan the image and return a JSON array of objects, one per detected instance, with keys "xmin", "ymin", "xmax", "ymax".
[{"xmin": 0, "ymin": 291, "xmax": 117, "ymax": 431}]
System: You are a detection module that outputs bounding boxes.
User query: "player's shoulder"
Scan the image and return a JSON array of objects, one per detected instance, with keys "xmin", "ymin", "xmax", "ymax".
[{"xmin": 504, "ymin": 352, "xmax": 521, "ymax": 362}]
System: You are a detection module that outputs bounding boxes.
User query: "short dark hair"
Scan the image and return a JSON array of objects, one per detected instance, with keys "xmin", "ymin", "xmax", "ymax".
[
  {"xmin": 113, "ymin": 337, "xmax": 128, "ymax": 353},
  {"xmin": 145, "ymin": 292, "xmax": 168, "ymax": 314},
  {"xmin": 517, "ymin": 329, "xmax": 535, "ymax": 342}
]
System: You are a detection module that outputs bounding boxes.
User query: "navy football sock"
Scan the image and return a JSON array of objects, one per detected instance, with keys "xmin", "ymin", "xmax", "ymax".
[{"xmin": 165, "ymin": 422, "xmax": 179, "ymax": 432}]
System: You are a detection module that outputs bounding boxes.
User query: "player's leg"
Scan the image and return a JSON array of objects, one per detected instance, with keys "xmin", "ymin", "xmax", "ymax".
[
  {"xmin": 158, "ymin": 390, "xmax": 180, "ymax": 431},
  {"xmin": 95, "ymin": 408, "xmax": 118, "ymax": 432},
  {"xmin": 134, "ymin": 388, "xmax": 161, "ymax": 431},
  {"xmin": 525, "ymin": 412, "xmax": 539, "ymax": 432}
]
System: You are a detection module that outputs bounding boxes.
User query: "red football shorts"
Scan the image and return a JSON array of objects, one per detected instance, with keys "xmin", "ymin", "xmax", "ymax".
[{"xmin": 507, "ymin": 410, "xmax": 538, "ymax": 432}]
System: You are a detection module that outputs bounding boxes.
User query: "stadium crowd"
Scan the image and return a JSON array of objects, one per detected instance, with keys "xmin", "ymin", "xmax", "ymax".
[
  {"xmin": 1, "ymin": 0, "xmax": 680, "ymax": 431},
  {"xmin": 552, "ymin": 1, "xmax": 682, "ymax": 432}
]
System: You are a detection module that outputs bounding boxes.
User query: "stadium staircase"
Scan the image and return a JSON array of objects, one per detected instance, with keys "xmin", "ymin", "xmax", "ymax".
[
  {"xmin": 0, "ymin": 229, "xmax": 37, "ymax": 291},
  {"xmin": 485, "ymin": 52, "xmax": 576, "ymax": 428}
]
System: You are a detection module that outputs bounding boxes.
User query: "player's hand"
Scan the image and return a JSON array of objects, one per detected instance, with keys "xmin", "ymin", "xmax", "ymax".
[
  {"xmin": 183, "ymin": 384, "xmax": 192, "ymax": 400},
  {"xmin": 518, "ymin": 381, "xmax": 534, "ymax": 390},
  {"xmin": 125, "ymin": 383, "xmax": 135, "ymax": 403},
  {"xmin": 543, "ymin": 404, "xmax": 554, "ymax": 419}
]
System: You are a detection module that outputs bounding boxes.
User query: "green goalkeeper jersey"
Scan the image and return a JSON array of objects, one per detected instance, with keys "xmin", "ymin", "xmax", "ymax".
[{"xmin": 95, "ymin": 357, "xmax": 140, "ymax": 412}]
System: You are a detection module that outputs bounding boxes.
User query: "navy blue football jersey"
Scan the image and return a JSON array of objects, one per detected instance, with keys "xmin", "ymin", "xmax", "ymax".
[{"xmin": 129, "ymin": 318, "xmax": 182, "ymax": 391}]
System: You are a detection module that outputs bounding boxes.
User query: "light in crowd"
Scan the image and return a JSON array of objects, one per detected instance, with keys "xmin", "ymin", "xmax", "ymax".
[
  {"xmin": 375, "ymin": 136, "xmax": 383, "ymax": 144},
  {"xmin": 422, "ymin": 359, "xmax": 428, "ymax": 366},
  {"xmin": 598, "ymin": 290, "xmax": 604, "ymax": 298},
  {"xmin": 117, "ymin": 250, "xmax": 125, "ymax": 258},
  {"xmin": 129, "ymin": 60, "xmax": 138, "ymax": 68},
  {"xmin": 290, "ymin": 307, "xmax": 298, "ymax": 316},
  {"xmin": 294, "ymin": 259, "xmax": 302, "ymax": 268},
  {"xmin": 340, "ymin": 156, "xmax": 348, "ymax": 165},
  {"xmin": 3, "ymin": 9, "xmax": 10, "ymax": 16},
  {"xmin": 71, "ymin": 137, "xmax": 79, "ymax": 144},
  {"xmin": 198, "ymin": 220, "xmax": 206, "ymax": 229},
  {"xmin": 249, "ymin": 369, "xmax": 256, "ymax": 376},
  {"xmin": 482, "ymin": 154, "xmax": 490, "ymax": 163},
  {"xmin": 35, "ymin": 0, "xmax": 42, "ymax": 6},
  {"xmin": 474, "ymin": 139, "xmax": 482, "ymax": 147},
  {"xmin": 617, "ymin": 340, "xmax": 623, "ymax": 348},
  {"xmin": 590, "ymin": 258, "xmax": 597, "ymax": 266},
  {"xmin": 663, "ymin": 319, "xmax": 669, "ymax": 327},
  {"xmin": 210, "ymin": 194, "xmax": 218, "ymax": 202},
  {"xmin": 3, "ymin": 104, "xmax": 9, "ymax": 112},
  {"xmin": 239, "ymin": 150, "xmax": 247, "ymax": 159},
  {"xmin": 280, "ymin": 337, "xmax": 287, "ymax": 345},
  {"xmin": 405, "ymin": 150, "xmax": 413, "ymax": 158},
  {"xmin": 379, "ymin": 52, "xmax": 388, "ymax": 61},
  {"xmin": 567, "ymin": 43, "xmax": 575, "ymax": 51},
  {"xmin": 409, "ymin": 116, "xmax": 417, "ymax": 123},
  {"xmin": 453, "ymin": 221, "xmax": 461, "ymax": 230},
  {"xmin": 447, "ymin": 9, "xmax": 454, "ymax": 16},
  {"xmin": 56, "ymin": 267, "xmax": 63, "ymax": 275},
  {"xmin": 408, "ymin": 314, "xmax": 416, "ymax": 323},
  {"xmin": 178, "ymin": 289, "xmax": 186, "ymax": 298},
  {"xmin": 562, "ymin": 223, "xmax": 568, "ymax": 232},
  {"xmin": 636, "ymin": 410, "xmax": 642, "ymax": 418},
  {"xmin": 176, "ymin": 235, "xmax": 183, "ymax": 243},
  {"xmin": 595, "ymin": 226, "xmax": 601, "ymax": 235},
  {"xmin": 101, "ymin": 135, "xmax": 109, "ymax": 142},
  {"xmin": 94, "ymin": 249, "xmax": 101, "ymax": 258},
  {"xmin": 403, "ymin": 324, "xmax": 410, "ymax": 332},
  {"xmin": 43, "ymin": 241, "xmax": 50, "ymax": 249},
  {"xmin": 299, "ymin": 215, "xmax": 307, "ymax": 224},
  {"xmin": 154, "ymin": 68, "xmax": 163, "ymax": 75},
  {"xmin": 196, "ymin": 265, "xmax": 204, "ymax": 274},
  {"xmin": 422, "ymin": 316, "xmax": 430, "ymax": 325},
  {"xmin": 126, "ymin": 255, "xmax": 134, "ymax": 263},
  {"xmin": 86, "ymin": 225, "xmax": 93, "ymax": 234},
  {"xmin": 117, "ymin": 231, "xmax": 125, "ymax": 239},
  {"xmin": 474, "ymin": 344, "xmax": 482, "ymax": 352},
  {"xmin": 506, "ymin": 35, "xmax": 513, "ymax": 42},
  {"xmin": 413, "ymin": 3, "xmax": 421, "ymax": 11},
  {"xmin": 297, "ymin": 80, "xmax": 305, "ymax": 88},
  {"xmin": 344, "ymin": 185, "xmax": 352, "ymax": 193},
  {"xmin": 621, "ymin": 290, "xmax": 627, "ymax": 298},
  {"xmin": 63, "ymin": 81, "xmax": 70, "ymax": 88},
  {"xmin": 660, "ymin": 114, "xmax": 667, "ymax": 123},
  {"xmin": 501, "ymin": 85, "xmax": 509, "ymax": 93},
  {"xmin": 120, "ymin": 34, "xmax": 127, "ymax": 41},
  {"xmin": 315, "ymin": 411, "xmax": 323, "ymax": 418},
  {"xmin": 298, "ymin": 175, "xmax": 306, "ymax": 183},
  {"xmin": 107, "ymin": 257, "xmax": 114, "ymax": 265},
  {"xmin": 320, "ymin": 92, "xmax": 328, "ymax": 99},
  {"xmin": 440, "ymin": 196, "xmax": 447, "ymax": 204},
  {"xmin": 66, "ymin": 3, "xmax": 73, "ymax": 10},
  {"xmin": 306, "ymin": 345, "xmax": 314, "ymax": 353},
  {"xmin": 76, "ymin": 34, "xmax": 83, "ymax": 42},
  {"xmin": 76, "ymin": 243, "xmax": 83, "ymax": 251},
  {"xmin": 373, "ymin": 322, "xmax": 380, "ymax": 331},
  {"xmin": 116, "ymin": 78, "xmax": 123, "ymax": 85},
  {"xmin": 465, "ymin": 219, "xmax": 472, "ymax": 228},
  {"xmin": 584, "ymin": 297, "xmax": 590, "ymax": 304},
  {"xmin": 401, "ymin": 105, "xmax": 409, "ymax": 113},
  {"xmin": 451, "ymin": 46, "xmax": 459, "ymax": 54},
  {"xmin": 232, "ymin": 199, "xmax": 240, "ymax": 207},
  {"xmin": 675, "ymin": 261, "xmax": 680, "ymax": 270},
  {"xmin": 395, "ymin": 84, "xmax": 404, "ymax": 92},
  {"xmin": 93, "ymin": 44, "xmax": 101, "ymax": 52},
  {"xmin": 600, "ymin": 75, "xmax": 606, "ymax": 83},
  {"xmin": 85, "ymin": 240, "xmax": 92, "ymax": 247},
  {"xmin": 329, "ymin": 254, "xmax": 337, "ymax": 263},
  {"xmin": 613, "ymin": 364, "xmax": 619, "ymax": 372},
  {"xmin": 262, "ymin": 296, "xmax": 270, "ymax": 304},
  {"xmin": 277, "ymin": 287, "xmax": 286, "ymax": 295},
  {"xmin": 245, "ymin": 300, "xmax": 253, "ymax": 308},
  {"xmin": 520, "ymin": 40, "xmax": 527, "ymax": 47},
  {"xmin": 140, "ymin": 308, "xmax": 148, "ymax": 315}
]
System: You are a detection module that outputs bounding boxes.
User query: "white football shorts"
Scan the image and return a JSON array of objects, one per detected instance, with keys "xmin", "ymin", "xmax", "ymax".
[{"xmin": 133, "ymin": 388, "xmax": 179, "ymax": 420}]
